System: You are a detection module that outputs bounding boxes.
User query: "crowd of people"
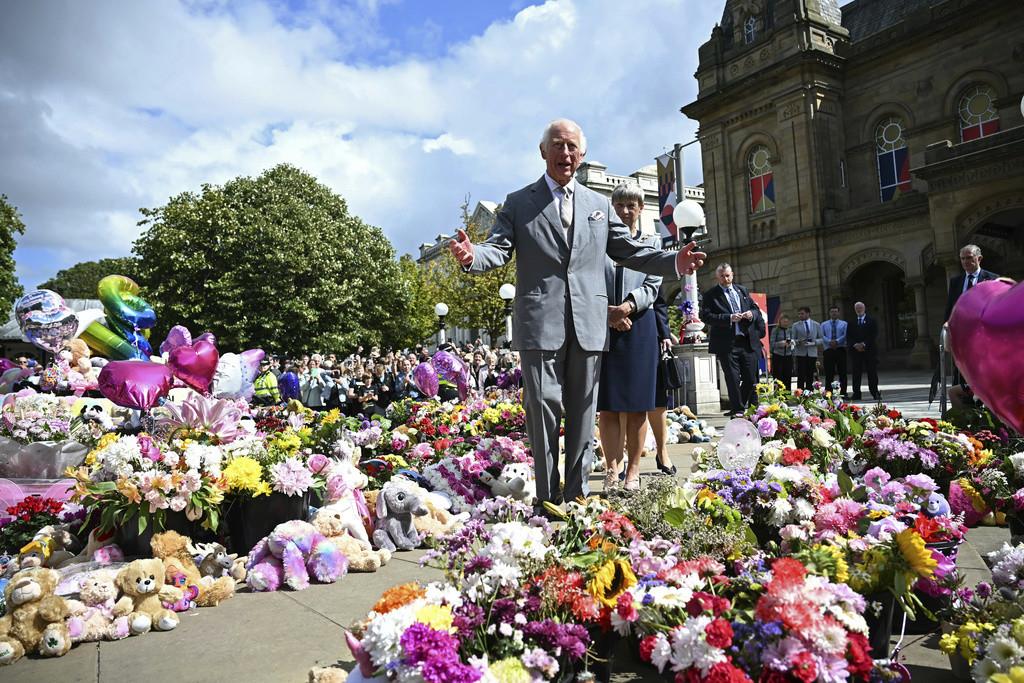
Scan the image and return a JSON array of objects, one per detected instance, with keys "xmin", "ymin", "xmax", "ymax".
[{"xmin": 251, "ymin": 342, "xmax": 522, "ymax": 414}]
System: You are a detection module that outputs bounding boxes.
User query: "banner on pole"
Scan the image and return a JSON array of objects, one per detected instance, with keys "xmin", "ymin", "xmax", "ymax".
[{"xmin": 655, "ymin": 152, "xmax": 678, "ymax": 245}]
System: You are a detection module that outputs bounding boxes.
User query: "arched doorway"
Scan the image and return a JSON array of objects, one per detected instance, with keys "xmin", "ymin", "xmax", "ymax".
[{"xmin": 843, "ymin": 261, "xmax": 915, "ymax": 362}]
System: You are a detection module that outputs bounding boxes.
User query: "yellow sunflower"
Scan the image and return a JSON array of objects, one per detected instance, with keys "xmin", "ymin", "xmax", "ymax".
[
  {"xmin": 587, "ymin": 558, "xmax": 637, "ymax": 608},
  {"xmin": 895, "ymin": 529, "xmax": 937, "ymax": 579}
]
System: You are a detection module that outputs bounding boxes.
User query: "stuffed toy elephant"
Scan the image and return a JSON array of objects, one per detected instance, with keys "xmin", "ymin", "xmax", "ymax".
[{"xmin": 371, "ymin": 482, "xmax": 428, "ymax": 553}]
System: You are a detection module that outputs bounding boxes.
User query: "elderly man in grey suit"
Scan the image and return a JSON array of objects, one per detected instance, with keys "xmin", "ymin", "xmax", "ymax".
[{"xmin": 449, "ymin": 119, "xmax": 705, "ymax": 511}]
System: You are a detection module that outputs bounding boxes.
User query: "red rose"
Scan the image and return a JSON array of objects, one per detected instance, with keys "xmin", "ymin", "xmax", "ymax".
[
  {"xmin": 846, "ymin": 633, "xmax": 874, "ymax": 677},
  {"xmin": 638, "ymin": 635, "xmax": 659, "ymax": 663},
  {"xmin": 704, "ymin": 618, "xmax": 734, "ymax": 649}
]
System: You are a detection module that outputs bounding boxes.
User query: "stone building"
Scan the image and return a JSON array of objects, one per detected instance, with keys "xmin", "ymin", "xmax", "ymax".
[{"xmin": 682, "ymin": 0, "xmax": 1024, "ymax": 367}]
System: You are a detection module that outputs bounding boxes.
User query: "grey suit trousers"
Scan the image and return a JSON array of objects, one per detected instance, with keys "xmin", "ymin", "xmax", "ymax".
[{"xmin": 520, "ymin": 321, "xmax": 601, "ymax": 504}]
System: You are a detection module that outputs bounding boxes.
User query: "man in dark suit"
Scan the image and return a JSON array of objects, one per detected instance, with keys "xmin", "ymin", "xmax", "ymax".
[
  {"xmin": 848, "ymin": 301, "xmax": 880, "ymax": 401},
  {"xmin": 944, "ymin": 244, "xmax": 998, "ymax": 321},
  {"xmin": 700, "ymin": 263, "xmax": 764, "ymax": 416}
]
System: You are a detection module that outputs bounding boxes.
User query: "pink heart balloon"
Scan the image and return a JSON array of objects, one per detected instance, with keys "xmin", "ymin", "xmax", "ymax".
[
  {"xmin": 168, "ymin": 340, "xmax": 220, "ymax": 394},
  {"xmin": 98, "ymin": 361, "xmax": 174, "ymax": 410},
  {"xmin": 948, "ymin": 278, "xmax": 1024, "ymax": 433},
  {"xmin": 160, "ymin": 325, "xmax": 193, "ymax": 355}
]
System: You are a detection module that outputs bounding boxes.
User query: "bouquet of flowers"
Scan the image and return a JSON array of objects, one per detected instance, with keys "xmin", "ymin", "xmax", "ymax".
[
  {"xmin": 0, "ymin": 393, "xmax": 74, "ymax": 444},
  {"xmin": 422, "ymin": 436, "xmax": 531, "ymax": 512},
  {"xmin": 222, "ymin": 429, "xmax": 329, "ymax": 499},
  {"xmin": 0, "ymin": 496, "xmax": 79, "ymax": 554},
  {"xmin": 67, "ymin": 432, "xmax": 227, "ymax": 534}
]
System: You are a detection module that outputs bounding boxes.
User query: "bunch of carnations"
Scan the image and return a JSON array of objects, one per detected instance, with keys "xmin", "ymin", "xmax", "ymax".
[
  {"xmin": 66, "ymin": 432, "xmax": 227, "ymax": 534},
  {"xmin": 729, "ymin": 557, "xmax": 874, "ymax": 683}
]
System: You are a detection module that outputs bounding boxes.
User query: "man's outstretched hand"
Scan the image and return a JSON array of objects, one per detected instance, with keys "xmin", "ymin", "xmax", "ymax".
[
  {"xmin": 675, "ymin": 240, "xmax": 707, "ymax": 276},
  {"xmin": 448, "ymin": 229, "xmax": 474, "ymax": 267}
]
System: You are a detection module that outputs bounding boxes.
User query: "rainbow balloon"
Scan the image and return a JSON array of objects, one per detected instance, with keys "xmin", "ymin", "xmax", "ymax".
[{"xmin": 80, "ymin": 275, "xmax": 157, "ymax": 360}]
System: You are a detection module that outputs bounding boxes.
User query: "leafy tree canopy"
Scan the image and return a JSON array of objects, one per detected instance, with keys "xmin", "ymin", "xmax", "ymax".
[
  {"xmin": 0, "ymin": 195, "xmax": 25, "ymax": 307},
  {"xmin": 133, "ymin": 164, "xmax": 408, "ymax": 356},
  {"xmin": 38, "ymin": 257, "xmax": 142, "ymax": 299}
]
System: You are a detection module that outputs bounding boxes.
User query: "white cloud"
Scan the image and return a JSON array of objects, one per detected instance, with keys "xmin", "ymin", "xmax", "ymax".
[{"xmin": 0, "ymin": 0, "xmax": 719, "ymax": 287}]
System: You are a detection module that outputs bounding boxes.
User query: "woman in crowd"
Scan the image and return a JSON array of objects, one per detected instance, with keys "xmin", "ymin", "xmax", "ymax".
[
  {"xmin": 646, "ymin": 292, "xmax": 678, "ymax": 476},
  {"xmin": 300, "ymin": 354, "xmax": 332, "ymax": 410},
  {"xmin": 770, "ymin": 313, "xmax": 795, "ymax": 391},
  {"xmin": 596, "ymin": 182, "xmax": 663, "ymax": 492}
]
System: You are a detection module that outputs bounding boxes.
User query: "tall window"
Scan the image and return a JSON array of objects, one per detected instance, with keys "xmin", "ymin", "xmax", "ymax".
[
  {"xmin": 748, "ymin": 145, "xmax": 775, "ymax": 214},
  {"xmin": 744, "ymin": 16, "xmax": 757, "ymax": 44},
  {"xmin": 959, "ymin": 84, "xmax": 1000, "ymax": 142},
  {"xmin": 875, "ymin": 117, "xmax": 911, "ymax": 202}
]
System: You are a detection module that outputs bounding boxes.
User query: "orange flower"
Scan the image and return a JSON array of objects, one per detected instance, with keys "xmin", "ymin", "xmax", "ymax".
[{"xmin": 372, "ymin": 582, "xmax": 425, "ymax": 614}]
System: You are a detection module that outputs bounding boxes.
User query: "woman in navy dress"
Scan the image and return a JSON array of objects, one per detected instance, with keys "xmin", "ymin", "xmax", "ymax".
[{"xmin": 597, "ymin": 183, "xmax": 662, "ymax": 491}]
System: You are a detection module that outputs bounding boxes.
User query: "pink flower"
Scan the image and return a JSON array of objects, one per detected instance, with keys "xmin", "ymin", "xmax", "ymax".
[
  {"xmin": 757, "ymin": 417, "xmax": 778, "ymax": 438},
  {"xmin": 138, "ymin": 435, "xmax": 162, "ymax": 463},
  {"xmin": 271, "ymin": 458, "xmax": 314, "ymax": 496},
  {"xmin": 307, "ymin": 453, "xmax": 329, "ymax": 474}
]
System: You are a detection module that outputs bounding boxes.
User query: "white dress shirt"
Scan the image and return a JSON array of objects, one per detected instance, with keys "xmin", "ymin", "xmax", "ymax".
[{"xmin": 544, "ymin": 174, "xmax": 575, "ymax": 238}]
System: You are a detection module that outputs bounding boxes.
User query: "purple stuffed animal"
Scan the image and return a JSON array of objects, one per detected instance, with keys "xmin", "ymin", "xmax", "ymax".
[{"xmin": 245, "ymin": 520, "xmax": 347, "ymax": 591}]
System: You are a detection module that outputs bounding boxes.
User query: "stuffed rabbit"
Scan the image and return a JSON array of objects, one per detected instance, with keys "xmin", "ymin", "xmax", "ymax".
[{"xmin": 371, "ymin": 482, "xmax": 428, "ymax": 552}]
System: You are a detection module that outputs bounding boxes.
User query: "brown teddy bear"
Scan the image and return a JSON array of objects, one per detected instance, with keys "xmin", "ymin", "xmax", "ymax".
[
  {"xmin": 65, "ymin": 570, "xmax": 130, "ymax": 643},
  {"xmin": 150, "ymin": 531, "xmax": 235, "ymax": 607},
  {"xmin": 112, "ymin": 558, "xmax": 182, "ymax": 635},
  {"xmin": 0, "ymin": 567, "xmax": 73, "ymax": 665},
  {"xmin": 310, "ymin": 505, "xmax": 391, "ymax": 572}
]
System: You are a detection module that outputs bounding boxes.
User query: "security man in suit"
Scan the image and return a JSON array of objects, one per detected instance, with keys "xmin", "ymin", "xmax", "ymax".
[
  {"xmin": 822, "ymin": 305, "xmax": 848, "ymax": 397},
  {"xmin": 944, "ymin": 244, "xmax": 998, "ymax": 321},
  {"xmin": 791, "ymin": 306, "xmax": 823, "ymax": 392},
  {"xmin": 700, "ymin": 263, "xmax": 764, "ymax": 416},
  {"xmin": 848, "ymin": 301, "xmax": 881, "ymax": 402}
]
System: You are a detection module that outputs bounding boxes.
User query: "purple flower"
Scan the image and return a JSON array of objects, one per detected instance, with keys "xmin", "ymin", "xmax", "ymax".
[
  {"xmin": 757, "ymin": 417, "xmax": 778, "ymax": 438},
  {"xmin": 976, "ymin": 581, "xmax": 993, "ymax": 599}
]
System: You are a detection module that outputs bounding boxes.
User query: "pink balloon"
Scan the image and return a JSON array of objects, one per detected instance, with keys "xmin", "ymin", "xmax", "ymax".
[
  {"xmin": 412, "ymin": 362, "xmax": 438, "ymax": 398},
  {"xmin": 160, "ymin": 325, "xmax": 193, "ymax": 355},
  {"xmin": 168, "ymin": 339, "xmax": 220, "ymax": 394},
  {"xmin": 98, "ymin": 361, "xmax": 174, "ymax": 410},
  {"xmin": 948, "ymin": 278, "xmax": 1024, "ymax": 434}
]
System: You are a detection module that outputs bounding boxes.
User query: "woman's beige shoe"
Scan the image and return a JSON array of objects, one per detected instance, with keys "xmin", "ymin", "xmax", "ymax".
[{"xmin": 623, "ymin": 477, "xmax": 641, "ymax": 491}]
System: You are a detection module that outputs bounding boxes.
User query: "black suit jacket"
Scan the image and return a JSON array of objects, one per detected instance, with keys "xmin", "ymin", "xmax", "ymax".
[
  {"xmin": 944, "ymin": 269, "xmax": 998, "ymax": 320},
  {"xmin": 653, "ymin": 291, "xmax": 671, "ymax": 341},
  {"xmin": 848, "ymin": 315, "xmax": 879, "ymax": 355},
  {"xmin": 700, "ymin": 284, "xmax": 763, "ymax": 355}
]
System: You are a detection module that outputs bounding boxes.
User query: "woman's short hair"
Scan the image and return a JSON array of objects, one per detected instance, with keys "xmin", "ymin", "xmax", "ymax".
[{"xmin": 611, "ymin": 182, "xmax": 645, "ymax": 207}]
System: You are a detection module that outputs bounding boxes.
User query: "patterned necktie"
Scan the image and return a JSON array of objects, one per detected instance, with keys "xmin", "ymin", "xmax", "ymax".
[{"xmin": 831, "ymin": 320, "xmax": 837, "ymax": 341}]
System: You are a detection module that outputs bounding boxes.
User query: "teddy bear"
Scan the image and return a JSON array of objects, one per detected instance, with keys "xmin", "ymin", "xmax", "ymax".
[
  {"xmin": 160, "ymin": 557, "xmax": 202, "ymax": 612},
  {"xmin": 371, "ymin": 481, "xmax": 429, "ymax": 553},
  {"xmin": 112, "ymin": 558, "xmax": 183, "ymax": 635},
  {"xmin": 65, "ymin": 570, "xmax": 130, "ymax": 643},
  {"xmin": 0, "ymin": 567, "xmax": 73, "ymax": 665},
  {"xmin": 62, "ymin": 528, "xmax": 124, "ymax": 567},
  {"xmin": 245, "ymin": 520, "xmax": 348, "ymax": 592},
  {"xmin": 365, "ymin": 480, "xmax": 467, "ymax": 542},
  {"xmin": 478, "ymin": 462, "xmax": 537, "ymax": 506},
  {"xmin": 149, "ymin": 531, "xmax": 235, "ymax": 607},
  {"xmin": 63, "ymin": 339, "xmax": 98, "ymax": 395},
  {"xmin": 310, "ymin": 504, "xmax": 391, "ymax": 572}
]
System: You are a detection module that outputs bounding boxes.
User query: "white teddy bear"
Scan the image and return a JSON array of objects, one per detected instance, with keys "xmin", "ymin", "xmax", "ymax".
[{"xmin": 479, "ymin": 462, "xmax": 537, "ymax": 506}]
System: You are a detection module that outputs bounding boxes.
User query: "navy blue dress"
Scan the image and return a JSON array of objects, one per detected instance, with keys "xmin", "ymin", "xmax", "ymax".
[{"xmin": 597, "ymin": 266, "xmax": 659, "ymax": 413}]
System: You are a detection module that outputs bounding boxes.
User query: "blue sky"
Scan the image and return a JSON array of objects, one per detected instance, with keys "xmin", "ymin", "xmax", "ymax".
[{"xmin": 0, "ymin": 0, "xmax": 854, "ymax": 290}]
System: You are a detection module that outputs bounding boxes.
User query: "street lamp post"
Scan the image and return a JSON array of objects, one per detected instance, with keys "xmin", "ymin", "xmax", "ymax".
[
  {"xmin": 673, "ymin": 199, "xmax": 707, "ymax": 341},
  {"xmin": 498, "ymin": 284, "xmax": 515, "ymax": 349},
  {"xmin": 434, "ymin": 302, "xmax": 449, "ymax": 347}
]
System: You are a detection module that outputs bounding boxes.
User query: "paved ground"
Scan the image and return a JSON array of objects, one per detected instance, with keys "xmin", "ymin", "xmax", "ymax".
[{"xmin": 4, "ymin": 370, "xmax": 977, "ymax": 682}]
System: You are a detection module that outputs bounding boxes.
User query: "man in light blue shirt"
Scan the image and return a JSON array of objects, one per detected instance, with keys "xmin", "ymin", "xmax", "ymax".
[{"xmin": 822, "ymin": 305, "xmax": 848, "ymax": 397}]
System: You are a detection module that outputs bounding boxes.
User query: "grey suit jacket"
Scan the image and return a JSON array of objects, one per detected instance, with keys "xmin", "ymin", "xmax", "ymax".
[
  {"xmin": 604, "ymin": 233, "xmax": 663, "ymax": 311},
  {"xmin": 469, "ymin": 177, "xmax": 678, "ymax": 352}
]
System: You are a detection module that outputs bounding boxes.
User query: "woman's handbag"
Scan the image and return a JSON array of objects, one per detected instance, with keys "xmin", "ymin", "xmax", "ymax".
[{"xmin": 660, "ymin": 350, "xmax": 685, "ymax": 390}]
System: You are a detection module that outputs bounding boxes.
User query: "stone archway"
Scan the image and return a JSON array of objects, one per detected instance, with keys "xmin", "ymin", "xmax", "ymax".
[{"xmin": 840, "ymin": 256, "xmax": 914, "ymax": 365}]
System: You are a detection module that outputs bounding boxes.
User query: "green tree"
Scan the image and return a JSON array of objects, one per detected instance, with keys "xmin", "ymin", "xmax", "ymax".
[
  {"xmin": 38, "ymin": 257, "xmax": 142, "ymax": 299},
  {"xmin": 380, "ymin": 254, "xmax": 444, "ymax": 350},
  {"xmin": 443, "ymin": 201, "xmax": 516, "ymax": 345},
  {"xmin": 0, "ymin": 195, "xmax": 25, "ymax": 307},
  {"xmin": 133, "ymin": 164, "xmax": 406, "ymax": 356}
]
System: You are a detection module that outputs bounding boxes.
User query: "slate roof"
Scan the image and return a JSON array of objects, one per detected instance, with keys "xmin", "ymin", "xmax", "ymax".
[{"xmin": 841, "ymin": 0, "xmax": 945, "ymax": 42}]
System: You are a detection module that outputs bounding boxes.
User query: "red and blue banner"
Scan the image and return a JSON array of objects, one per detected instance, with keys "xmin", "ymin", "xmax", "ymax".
[{"xmin": 878, "ymin": 146, "xmax": 912, "ymax": 202}]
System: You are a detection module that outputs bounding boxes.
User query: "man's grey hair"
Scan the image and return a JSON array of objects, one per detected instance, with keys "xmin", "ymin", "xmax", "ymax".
[
  {"xmin": 540, "ymin": 118, "xmax": 587, "ymax": 154},
  {"xmin": 611, "ymin": 182, "xmax": 645, "ymax": 207},
  {"xmin": 854, "ymin": 301, "xmax": 866, "ymax": 309},
  {"xmin": 960, "ymin": 244, "xmax": 982, "ymax": 258},
  {"xmin": 715, "ymin": 263, "xmax": 733, "ymax": 275}
]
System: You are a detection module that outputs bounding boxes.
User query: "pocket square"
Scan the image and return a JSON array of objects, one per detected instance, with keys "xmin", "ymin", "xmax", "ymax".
[{"xmin": 588, "ymin": 210, "xmax": 604, "ymax": 221}]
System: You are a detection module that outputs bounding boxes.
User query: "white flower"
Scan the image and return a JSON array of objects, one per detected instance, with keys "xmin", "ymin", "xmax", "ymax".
[
  {"xmin": 649, "ymin": 633, "xmax": 672, "ymax": 672},
  {"xmin": 769, "ymin": 498, "xmax": 793, "ymax": 526},
  {"xmin": 793, "ymin": 498, "xmax": 816, "ymax": 521},
  {"xmin": 1009, "ymin": 453, "xmax": 1024, "ymax": 476},
  {"xmin": 986, "ymin": 636, "xmax": 1024, "ymax": 671},
  {"xmin": 361, "ymin": 601, "xmax": 423, "ymax": 668}
]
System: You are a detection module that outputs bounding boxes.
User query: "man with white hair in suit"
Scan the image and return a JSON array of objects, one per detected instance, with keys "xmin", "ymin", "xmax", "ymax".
[{"xmin": 449, "ymin": 118, "xmax": 705, "ymax": 514}]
